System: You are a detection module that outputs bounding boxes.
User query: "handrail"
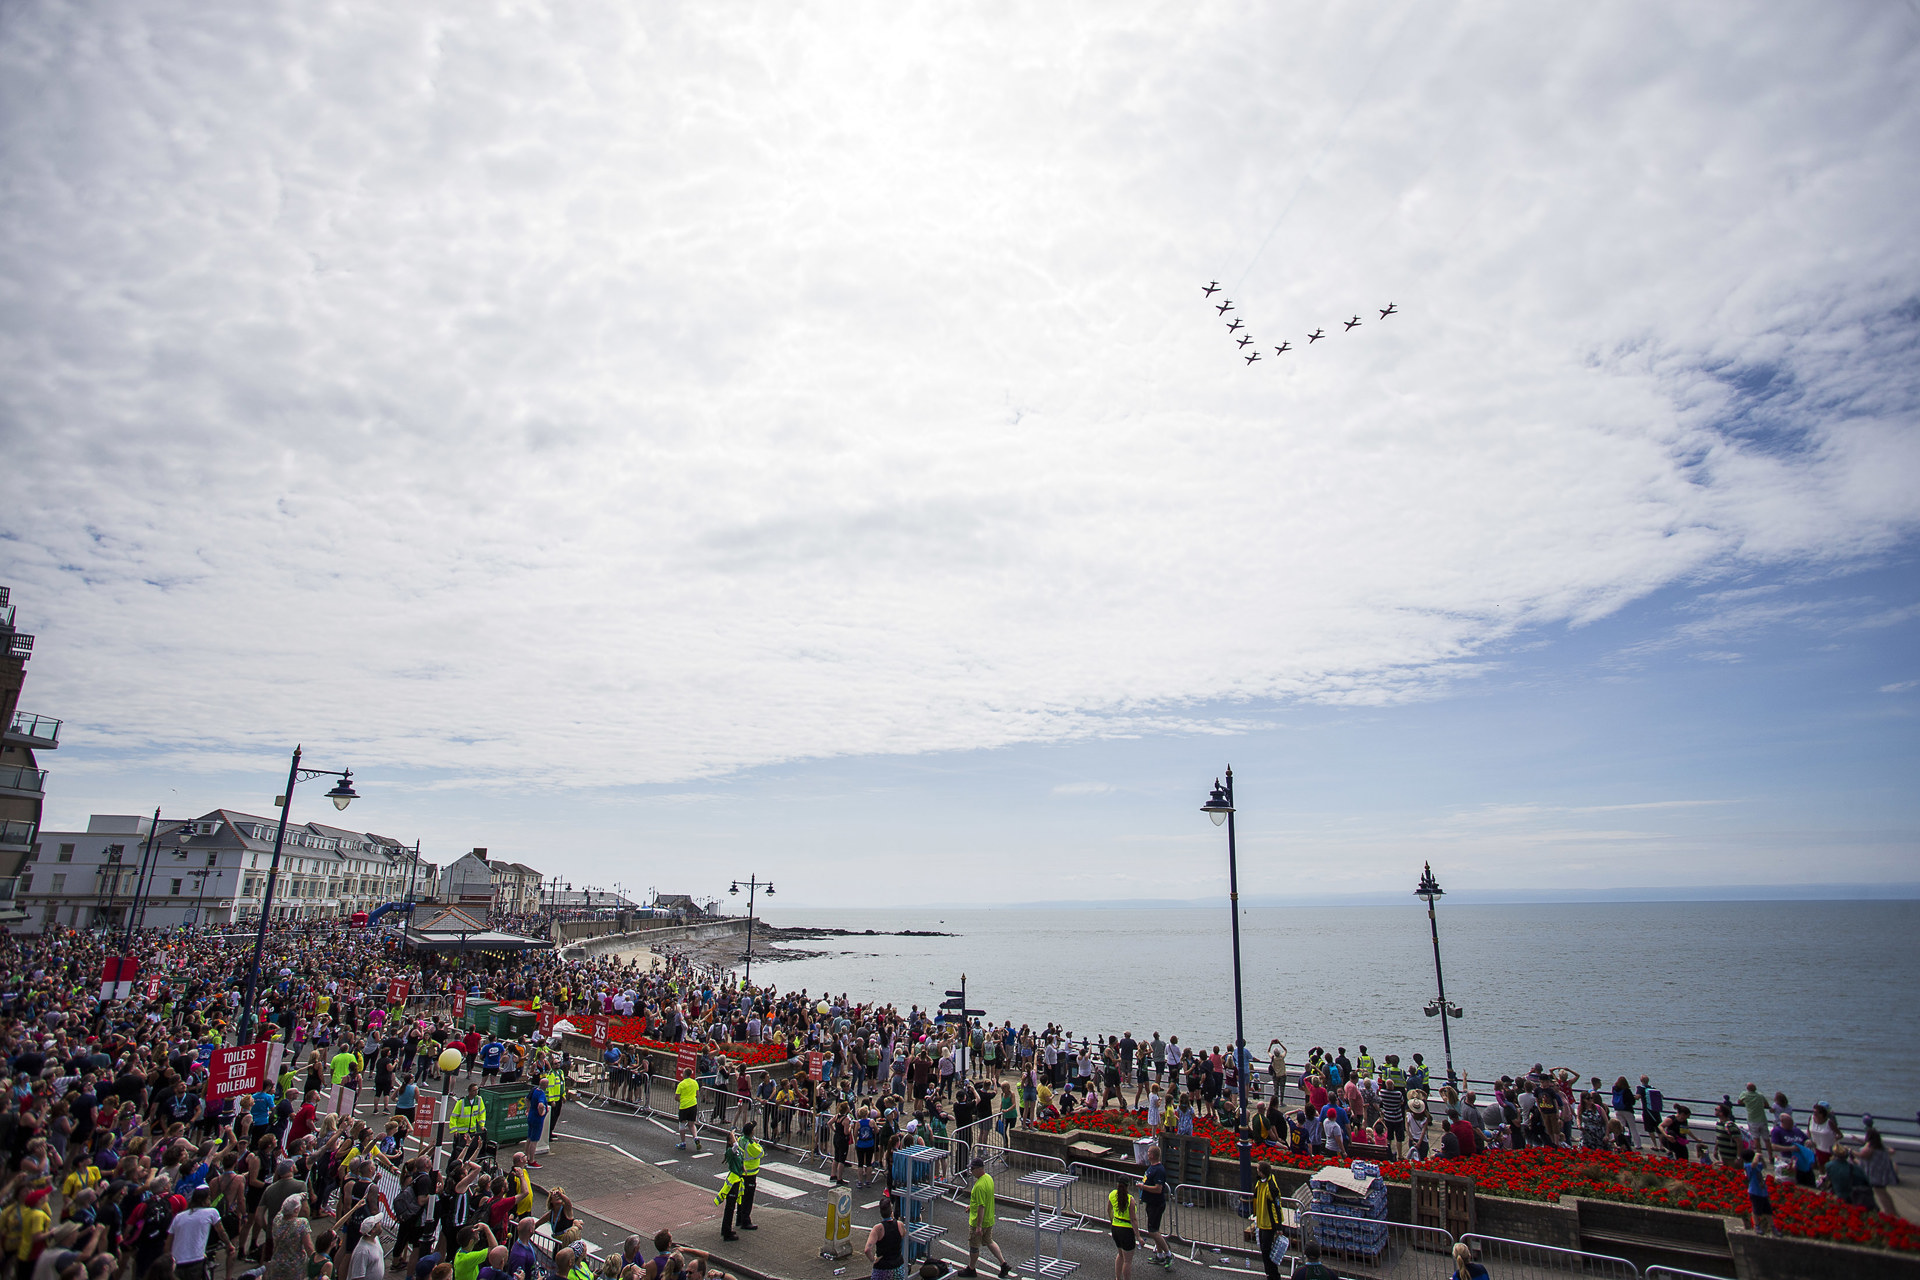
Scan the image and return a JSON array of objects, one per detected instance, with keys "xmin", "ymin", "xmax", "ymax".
[{"xmin": 1462, "ymin": 1231, "xmax": 1638, "ymax": 1278}]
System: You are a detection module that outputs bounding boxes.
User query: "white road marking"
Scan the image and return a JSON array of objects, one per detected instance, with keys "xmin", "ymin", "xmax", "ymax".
[
  {"xmin": 706, "ymin": 1171, "xmax": 807, "ymax": 1200},
  {"xmin": 766, "ymin": 1162, "xmax": 833, "ymax": 1186}
]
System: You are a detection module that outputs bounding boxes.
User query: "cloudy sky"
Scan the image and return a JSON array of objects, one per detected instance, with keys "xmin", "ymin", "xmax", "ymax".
[{"xmin": 4, "ymin": 1, "xmax": 1916, "ymax": 905}]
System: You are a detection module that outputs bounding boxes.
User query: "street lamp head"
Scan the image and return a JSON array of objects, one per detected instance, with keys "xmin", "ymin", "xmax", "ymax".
[
  {"xmin": 1201, "ymin": 779, "xmax": 1233, "ymax": 826},
  {"xmin": 325, "ymin": 769, "xmax": 359, "ymax": 811},
  {"xmin": 1415, "ymin": 861, "xmax": 1443, "ymax": 900},
  {"xmin": 730, "ymin": 882, "xmax": 740, "ymax": 895},
  {"xmin": 765, "ymin": 883, "xmax": 774, "ymax": 895}
]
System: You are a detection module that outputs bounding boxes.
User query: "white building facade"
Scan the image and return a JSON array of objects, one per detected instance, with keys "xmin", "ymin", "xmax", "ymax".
[{"xmin": 18, "ymin": 811, "xmax": 431, "ymax": 933}]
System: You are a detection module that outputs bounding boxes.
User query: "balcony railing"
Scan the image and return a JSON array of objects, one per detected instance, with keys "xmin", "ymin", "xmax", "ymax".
[
  {"xmin": 5, "ymin": 713, "xmax": 59, "ymax": 748},
  {"xmin": 0, "ymin": 820, "xmax": 36, "ymax": 848},
  {"xmin": 0, "ymin": 766, "xmax": 46, "ymax": 797}
]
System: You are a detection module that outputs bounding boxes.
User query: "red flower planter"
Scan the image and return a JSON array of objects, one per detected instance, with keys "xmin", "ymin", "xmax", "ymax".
[{"xmin": 1031, "ymin": 1111, "xmax": 1918, "ymax": 1253}]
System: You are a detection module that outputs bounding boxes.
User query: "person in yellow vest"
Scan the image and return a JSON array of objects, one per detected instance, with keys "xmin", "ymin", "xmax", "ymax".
[
  {"xmin": 449, "ymin": 1081, "xmax": 487, "ymax": 1165},
  {"xmin": 675, "ymin": 1069, "xmax": 702, "ymax": 1152},
  {"xmin": 1355, "ymin": 1048, "xmax": 1375, "ymax": 1081},
  {"xmin": 509, "ymin": 1152, "xmax": 535, "ymax": 1216},
  {"xmin": 531, "ymin": 992, "xmax": 542, "ymax": 1012},
  {"xmin": 1109, "ymin": 1176, "xmax": 1136, "ymax": 1280},
  {"xmin": 1253, "ymin": 1161, "xmax": 1285, "ymax": 1280},
  {"xmin": 735, "ymin": 1121, "xmax": 764, "ymax": 1232},
  {"xmin": 716, "ymin": 1129, "xmax": 745, "ymax": 1242},
  {"xmin": 544, "ymin": 1064, "xmax": 569, "ymax": 1146},
  {"xmin": 1382, "ymin": 1056, "xmax": 1405, "ymax": 1089}
]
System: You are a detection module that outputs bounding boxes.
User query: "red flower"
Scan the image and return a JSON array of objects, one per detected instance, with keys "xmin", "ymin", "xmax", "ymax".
[{"xmin": 1028, "ymin": 1114, "xmax": 1916, "ymax": 1253}]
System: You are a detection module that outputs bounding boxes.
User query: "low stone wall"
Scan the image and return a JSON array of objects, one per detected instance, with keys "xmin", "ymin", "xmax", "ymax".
[
  {"xmin": 559, "ymin": 917, "xmax": 751, "ymax": 959},
  {"xmin": 1727, "ymin": 1222, "xmax": 1920, "ymax": 1280}
]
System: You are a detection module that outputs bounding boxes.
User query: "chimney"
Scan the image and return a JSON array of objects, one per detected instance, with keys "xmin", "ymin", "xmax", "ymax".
[{"xmin": 472, "ymin": 847, "xmax": 488, "ymax": 861}]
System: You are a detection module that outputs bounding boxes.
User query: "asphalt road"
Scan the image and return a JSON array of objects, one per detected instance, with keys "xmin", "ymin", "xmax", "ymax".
[{"xmin": 552, "ymin": 1091, "xmax": 1269, "ymax": 1280}]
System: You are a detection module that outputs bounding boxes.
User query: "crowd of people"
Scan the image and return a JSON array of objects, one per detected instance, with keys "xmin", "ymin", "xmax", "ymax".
[{"xmin": 0, "ymin": 913, "xmax": 1902, "ymax": 1280}]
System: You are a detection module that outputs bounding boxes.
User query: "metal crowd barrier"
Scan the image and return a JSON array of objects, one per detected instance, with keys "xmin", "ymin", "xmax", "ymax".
[
  {"xmin": 1461, "ymin": 1232, "xmax": 1639, "ymax": 1278},
  {"xmin": 1297, "ymin": 1212, "xmax": 1455, "ymax": 1280},
  {"xmin": 1642, "ymin": 1269, "xmax": 1728, "ymax": 1280},
  {"xmin": 1166, "ymin": 1182, "xmax": 1258, "ymax": 1263},
  {"xmin": 1064, "ymin": 1161, "xmax": 1135, "ymax": 1226}
]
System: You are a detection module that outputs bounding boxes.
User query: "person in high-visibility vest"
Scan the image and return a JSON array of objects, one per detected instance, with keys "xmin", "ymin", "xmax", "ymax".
[
  {"xmin": 716, "ymin": 1128, "xmax": 745, "ymax": 1241},
  {"xmin": 735, "ymin": 1121, "xmax": 764, "ymax": 1232},
  {"xmin": 449, "ymin": 1082, "xmax": 487, "ymax": 1165},
  {"xmin": 1109, "ymin": 1176, "xmax": 1137, "ymax": 1280},
  {"xmin": 1253, "ymin": 1161, "xmax": 1285, "ymax": 1280},
  {"xmin": 1355, "ymin": 1048, "xmax": 1376, "ymax": 1081},
  {"xmin": 675, "ymin": 1069, "xmax": 702, "ymax": 1152},
  {"xmin": 1382, "ymin": 1056, "xmax": 1405, "ymax": 1088},
  {"xmin": 544, "ymin": 1064, "xmax": 569, "ymax": 1144}
]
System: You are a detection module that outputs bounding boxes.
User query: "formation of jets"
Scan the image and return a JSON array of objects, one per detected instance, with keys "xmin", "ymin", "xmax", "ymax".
[{"xmin": 1200, "ymin": 282, "xmax": 1396, "ymax": 366}]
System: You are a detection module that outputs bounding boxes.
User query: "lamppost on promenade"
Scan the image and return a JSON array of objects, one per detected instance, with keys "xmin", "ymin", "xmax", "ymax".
[
  {"xmin": 1416, "ymin": 862, "xmax": 1463, "ymax": 1088},
  {"xmin": 236, "ymin": 746, "xmax": 357, "ymax": 1044},
  {"xmin": 402, "ymin": 838, "xmax": 423, "ymax": 911},
  {"xmin": 729, "ymin": 876, "xmax": 773, "ymax": 989},
  {"xmin": 1200, "ymin": 767, "xmax": 1254, "ymax": 1206},
  {"xmin": 120, "ymin": 807, "xmax": 163, "ymax": 951},
  {"xmin": 189, "ymin": 851, "xmax": 216, "ymax": 928}
]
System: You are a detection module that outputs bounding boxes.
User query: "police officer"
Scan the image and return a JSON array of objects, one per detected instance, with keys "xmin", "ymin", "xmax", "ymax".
[
  {"xmin": 544, "ymin": 1060, "xmax": 569, "ymax": 1144},
  {"xmin": 736, "ymin": 1121, "xmax": 764, "ymax": 1231},
  {"xmin": 1382, "ymin": 1056, "xmax": 1405, "ymax": 1089},
  {"xmin": 1355, "ymin": 1047, "xmax": 1375, "ymax": 1081},
  {"xmin": 717, "ymin": 1128, "xmax": 746, "ymax": 1241},
  {"xmin": 449, "ymin": 1081, "xmax": 486, "ymax": 1165}
]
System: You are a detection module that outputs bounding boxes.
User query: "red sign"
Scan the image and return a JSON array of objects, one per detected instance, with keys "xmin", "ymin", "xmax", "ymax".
[
  {"xmin": 207, "ymin": 1042, "xmax": 280, "ymax": 1102},
  {"xmin": 591, "ymin": 1020, "xmax": 609, "ymax": 1050},
  {"xmin": 452, "ymin": 991, "xmax": 467, "ymax": 1018},
  {"xmin": 676, "ymin": 1044, "xmax": 697, "ymax": 1075},
  {"xmin": 145, "ymin": 977, "xmax": 162, "ymax": 1000},
  {"xmin": 99, "ymin": 956, "xmax": 142, "ymax": 999},
  {"xmin": 536, "ymin": 1009, "xmax": 557, "ymax": 1036},
  {"xmin": 387, "ymin": 980, "xmax": 410, "ymax": 1004},
  {"xmin": 807, "ymin": 1051, "xmax": 823, "ymax": 1082}
]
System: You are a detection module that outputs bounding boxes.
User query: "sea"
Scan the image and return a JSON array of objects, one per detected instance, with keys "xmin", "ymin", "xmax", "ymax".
[{"xmin": 756, "ymin": 901, "xmax": 1920, "ymax": 1123}]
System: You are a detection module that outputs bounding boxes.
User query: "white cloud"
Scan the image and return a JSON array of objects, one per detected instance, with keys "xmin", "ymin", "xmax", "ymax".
[
  {"xmin": 1051, "ymin": 782, "xmax": 1115, "ymax": 797},
  {"xmin": 1882, "ymin": 680, "xmax": 1918, "ymax": 694},
  {"xmin": 1, "ymin": 1, "xmax": 1917, "ymax": 791}
]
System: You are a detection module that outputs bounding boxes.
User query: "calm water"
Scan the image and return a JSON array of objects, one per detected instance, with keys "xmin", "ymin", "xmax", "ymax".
[{"xmin": 756, "ymin": 902, "xmax": 1920, "ymax": 1119}]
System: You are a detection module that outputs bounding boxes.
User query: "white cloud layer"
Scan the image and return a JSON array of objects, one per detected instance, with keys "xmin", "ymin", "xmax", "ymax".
[{"xmin": 2, "ymin": 1, "xmax": 1917, "ymax": 788}]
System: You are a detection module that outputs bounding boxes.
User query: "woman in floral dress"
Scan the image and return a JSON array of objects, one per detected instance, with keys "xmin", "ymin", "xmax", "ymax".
[{"xmin": 265, "ymin": 1194, "xmax": 315, "ymax": 1280}]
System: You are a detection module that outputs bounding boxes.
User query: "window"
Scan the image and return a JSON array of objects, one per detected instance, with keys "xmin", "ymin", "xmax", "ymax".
[
  {"xmin": 170, "ymin": 879, "xmax": 183, "ymax": 895},
  {"xmin": 49, "ymin": 874, "xmax": 65, "ymax": 893},
  {"xmin": 16, "ymin": 876, "xmax": 27, "ymax": 893},
  {"xmin": 57, "ymin": 844, "xmax": 73, "ymax": 862}
]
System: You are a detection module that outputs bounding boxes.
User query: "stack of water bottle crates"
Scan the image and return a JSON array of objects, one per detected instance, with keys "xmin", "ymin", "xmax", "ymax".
[{"xmin": 1304, "ymin": 1161, "xmax": 1389, "ymax": 1259}]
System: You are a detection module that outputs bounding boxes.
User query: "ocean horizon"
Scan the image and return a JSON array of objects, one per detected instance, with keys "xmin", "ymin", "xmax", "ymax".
[{"xmin": 756, "ymin": 900, "xmax": 1919, "ymax": 1123}]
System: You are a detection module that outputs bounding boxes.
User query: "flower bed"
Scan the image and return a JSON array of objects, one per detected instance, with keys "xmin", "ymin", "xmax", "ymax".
[
  {"xmin": 1032, "ymin": 1110, "xmax": 1918, "ymax": 1253},
  {"xmin": 493, "ymin": 999, "xmax": 789, "ymax": 1068}
]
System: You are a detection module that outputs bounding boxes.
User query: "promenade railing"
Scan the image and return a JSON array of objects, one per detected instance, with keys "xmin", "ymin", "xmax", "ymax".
[
  {"xmin": 1461, "ymin": 1232, "xmax": 1639, "ymax": 1278},
  {"xmin": 1298, "ymin": 1212, "xmax": 1457, "ymax": 1280},
  {"xmin": 1165, "ymin": 1183, "xmax": 1257, "ymax": 1263}
]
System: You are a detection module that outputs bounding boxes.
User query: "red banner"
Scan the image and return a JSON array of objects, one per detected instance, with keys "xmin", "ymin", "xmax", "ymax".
[
  {"xmin": 807, "ymin": 1050, "xmax": 823, "ymax": 1082},
  {"xmin": 145, "ymin": 977, "xmax": 162, "ymax": 1000},
  {"xmin": 452, "ymin": 991, "xmax": 467, "ymax": 1017},
  {"xmin": 536, "ymin": 1009, "xmax": 556, "ymax": 1036},
  {"xmin": 207, "ymin": 1041, "xmax": 280, "ymax": 1102},
  {"xmin": 676, "ymin": 1044, "xmax": 697, "ymax": 1075},
  {"xmin": 387, "ymin": 980, "xmax": 410, "ymax": 1004},
  {"xmin": 591, "ymin": 1020, "xmax": 610, "ymax": 1050}
]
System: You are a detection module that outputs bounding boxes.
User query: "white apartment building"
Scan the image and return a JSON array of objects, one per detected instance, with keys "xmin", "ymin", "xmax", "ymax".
[{"xmin": 18, "ymin": 811, "xmax": 435, "ymax": 933}]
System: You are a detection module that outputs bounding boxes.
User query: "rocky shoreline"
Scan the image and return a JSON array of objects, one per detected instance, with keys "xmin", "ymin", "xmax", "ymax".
[{"xmin": 651, "ymin": 922, "xmax": 953, "ymax": 973}]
